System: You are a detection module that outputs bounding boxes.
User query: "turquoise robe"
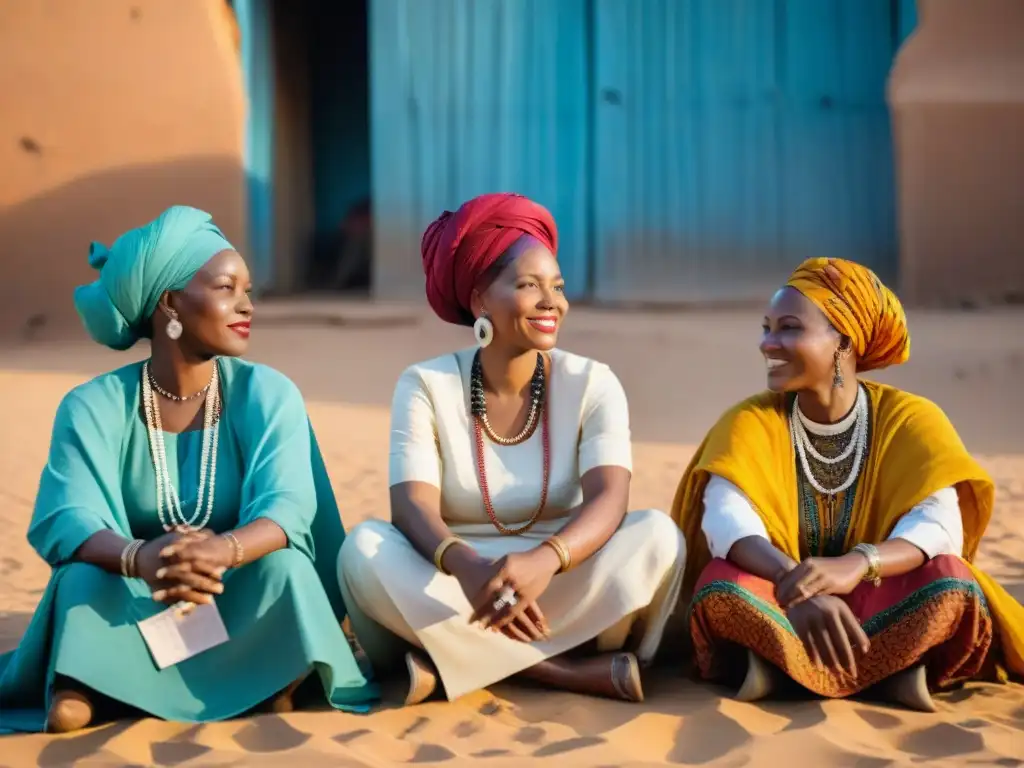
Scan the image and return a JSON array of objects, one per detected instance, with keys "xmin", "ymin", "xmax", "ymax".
[{"xmin": 0, "ymin": 357, "xmax": 378, "ymax": 732}]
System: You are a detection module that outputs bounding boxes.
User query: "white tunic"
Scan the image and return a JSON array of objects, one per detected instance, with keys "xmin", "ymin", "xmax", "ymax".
[{"xmin": 337, "ymin": 347, "xmax": 686, "ymax": 700}]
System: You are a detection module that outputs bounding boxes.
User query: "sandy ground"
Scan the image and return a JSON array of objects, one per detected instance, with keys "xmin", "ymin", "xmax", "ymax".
[{"xmin": 1, "ymin": 304, "xmax": 1023, "ymax": 767}]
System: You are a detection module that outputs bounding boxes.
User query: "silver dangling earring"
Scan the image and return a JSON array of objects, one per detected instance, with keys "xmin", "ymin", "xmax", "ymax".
[
  {"xmin": 473, "ymin": 314, "xmax": 494, "ymax": 348},
  {"xmin": 832, "ymin": 349, "xmax": 845, "ymax": 389},
  {"xmin": 165, "ymin": 311, "xmax": 183, "ymax": 341}
]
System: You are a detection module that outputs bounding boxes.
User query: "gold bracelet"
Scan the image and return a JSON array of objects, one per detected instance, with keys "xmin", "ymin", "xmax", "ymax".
[
  {"xmin": 433, "ymin": 536, "xmax": 466, "ymax": 575},
  {"xmin": 851, "ymin": 543, "xmax": 882, "ymax": 587},
  {"xmin": 120, "ymin": 539, "xmax": 145, "ymax": 578},
  {"xmin": 542, "ymin": 535, "xmax": 572, "ymax": 573},
  {"xmin": 222, "ymin": 532, "xmax": 244, "ymax": 569}
]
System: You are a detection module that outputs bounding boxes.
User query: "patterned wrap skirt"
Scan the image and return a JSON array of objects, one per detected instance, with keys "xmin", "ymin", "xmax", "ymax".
[{"xmin": 689, "ymin": 554, "xmax": 993, "ymax": 696}]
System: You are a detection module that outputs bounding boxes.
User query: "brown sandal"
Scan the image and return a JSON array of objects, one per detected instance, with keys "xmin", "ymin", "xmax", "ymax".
[
  {"xmin": 404, "ymin": 650, "xmax": 439, "ymax": 706},
  {"xmin": 609, "ymin": 652, "xmax": 644, "ymax": 703},
  {"xmin": 46, "ymin": 688, "xmax": 94, "ymax": 733}
]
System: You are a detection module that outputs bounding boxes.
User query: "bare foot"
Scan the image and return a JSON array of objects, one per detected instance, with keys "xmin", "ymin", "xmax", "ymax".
[
  {"xmin": 736, "ymin": 650, "xmax": 779, "ymax": 703},
  {"xmin": 46, "ymin": 688, "xmax": 94, "ymax": 733},
  {"xmin": 266, "ymin": 671, "xmax": 311, "ymax": 714},
  {"xmin": 404, "ymin": 650, "xmax": 439, "ymax": 706}
]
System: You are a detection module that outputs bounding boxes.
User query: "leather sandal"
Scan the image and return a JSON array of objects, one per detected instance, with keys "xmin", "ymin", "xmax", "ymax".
[
  {"xmin": 878, "ymin": 664, "xmax": 937, "ymax": 713},
  {"xmin": 609, "ymin": 652, "xmax": 644, "ymax": 703},
  {"xmin": 736, "ymin": 650, "xmax": 778, "ymax": 703},
  {"xmin": 46, "ymin": 688, "xmax": 94, "ymax": 733},
  {"xmin": 404, "ymin": 650, "xmax": 439, "ymax": 706}
]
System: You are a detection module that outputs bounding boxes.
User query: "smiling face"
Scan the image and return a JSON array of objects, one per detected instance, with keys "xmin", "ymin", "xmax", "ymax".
[
  {"xmin": 471, "ymin": 236, "xmax": 568, "ymax": 353},
  {"xmin": 760, "ymin": 286, "xmax": 848, "ymax": 392},
  {"xmin": 159, "ymin": 249, "xmax": 255, "ymax": 358}
]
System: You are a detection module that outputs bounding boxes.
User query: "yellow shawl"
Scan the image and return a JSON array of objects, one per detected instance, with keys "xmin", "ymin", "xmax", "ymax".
[{"xmin": 670, "ymin": 380, "xmax": 1024, "ymax": 678}]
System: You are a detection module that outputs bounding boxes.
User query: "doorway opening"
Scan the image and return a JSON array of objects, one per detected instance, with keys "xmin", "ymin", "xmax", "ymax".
[{"xmin": 265, "ymin": 0, "xmax": 371, "ymax": 296}]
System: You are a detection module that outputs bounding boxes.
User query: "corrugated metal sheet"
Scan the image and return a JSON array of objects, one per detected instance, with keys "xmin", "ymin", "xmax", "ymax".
[
  {"xmin": 591, "ymin": 0, "xmax": 900, "ymax": 304},
  {"xmin": 778, "ymin": 0, "xmax": 899, "ymax": 281},
  {"xmin": 235, "ymin": 0, "xmax": 276, "ymax": 292},
  {"xmin": 370, "ymin": 0, "xmax": 591, "ymax": 300}
]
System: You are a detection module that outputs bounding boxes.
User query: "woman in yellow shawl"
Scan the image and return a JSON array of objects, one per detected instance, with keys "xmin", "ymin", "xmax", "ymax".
[{"xmin": 672, "ymin": 258, "xmax": 1023, "ymax": 712}]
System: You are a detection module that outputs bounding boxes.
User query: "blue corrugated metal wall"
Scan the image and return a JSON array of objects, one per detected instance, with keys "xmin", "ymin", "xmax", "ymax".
[
  {"xmin": 593, "ymin": 0, "xmax": 781, "ymax": 303},
  {"xmin": 370, "ymin": 0, "xmax": 591, "ymax": 298},
  {"xmin": 235, "ymin": 0, "xmax": 275, "ymax": 293},
  {"xmin": 370, "ymin": 0, "xmax": 906, "ymax": 303},
  {"xmin": 777, "ymin": 1, "xmax": 898, "ymax": 281},
  {"xmin": 592, "ymin": 0, "xmax": 901, "ymax": 303}
]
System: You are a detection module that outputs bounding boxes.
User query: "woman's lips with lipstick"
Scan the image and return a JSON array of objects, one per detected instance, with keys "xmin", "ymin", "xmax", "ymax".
[
  {"xmin": 527, "ymin": 316, "xmax": 558, "ymax": 334},
  {"xmin": 229, "ymin": 321, "xmax": 251, "ymax": 338}
]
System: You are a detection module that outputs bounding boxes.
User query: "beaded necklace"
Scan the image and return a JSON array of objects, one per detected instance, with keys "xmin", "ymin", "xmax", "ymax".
[
  {"xmin": 470, "ymin": 350, "xmax": 550, "ymax": 535},
  {"xmin": 791, "ymin": 386, "xmax": 871, "ymax": 555},
  {"xmin": 141, "ymin": 361, "xmax": 221, "ymax": 532}
]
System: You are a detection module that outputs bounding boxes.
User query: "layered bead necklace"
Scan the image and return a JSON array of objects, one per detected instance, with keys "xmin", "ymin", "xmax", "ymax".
[
  {"xmin": 470, "ymin": 350, "xmax": 550, "ymax": 535},
  {"xmin": 790, "ymin": 385, "xmax": 869, "ymax": 544},
  {"xmin": 142, "ymin": 361, "xmax": 221, "ymax": 532}
]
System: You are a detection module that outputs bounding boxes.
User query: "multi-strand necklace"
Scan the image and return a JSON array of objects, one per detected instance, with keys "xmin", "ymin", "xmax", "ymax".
[
  {"xmin": 470, "ymin": 351, "xmax": 550, "ymax": 535},
  {"xmin": 790, "ymin": 385, "xmax": 869, "ymax": 544},
  {"xmin": 142, "ymin": 361, "xmax": 221, "ymax": 532}
]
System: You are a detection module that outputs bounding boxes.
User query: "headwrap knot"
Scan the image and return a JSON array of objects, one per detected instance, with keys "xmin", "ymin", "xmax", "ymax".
[
  {"xmin": 73, "ymin": 205, "xmax": 233, "ymax": 350},
  {"xmin": 87, "ymin": 242, "xmax": 110, "ymax": 270}
]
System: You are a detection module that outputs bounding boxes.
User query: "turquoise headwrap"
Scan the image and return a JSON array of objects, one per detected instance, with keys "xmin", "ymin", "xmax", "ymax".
[{"xmin": 73, "ymin": 205, "xmax": 234, "ymax": 350}]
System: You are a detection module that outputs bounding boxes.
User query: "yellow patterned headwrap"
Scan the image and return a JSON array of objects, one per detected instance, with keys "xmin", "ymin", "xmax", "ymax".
[{"xmin": 785, "ymin": 257, "xmax": 910, "ymax": 372}]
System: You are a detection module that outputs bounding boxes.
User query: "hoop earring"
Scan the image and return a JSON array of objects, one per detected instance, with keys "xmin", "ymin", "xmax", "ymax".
[
  {"xmin": 473, "ymin": 314, "xmax": 494, "ymax": 348},
  {"xmin": 165, "ymin": 311, "xmax": 183, "ymax": 341},
  {"xmin": 832, "ymin": 349, "xmax": 845, "ymax": 389}
]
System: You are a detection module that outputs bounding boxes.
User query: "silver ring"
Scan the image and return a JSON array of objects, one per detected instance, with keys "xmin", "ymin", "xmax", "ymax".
[{"xmin": 492, "ymin": 585, "xmax": 518, "ymax": 612}]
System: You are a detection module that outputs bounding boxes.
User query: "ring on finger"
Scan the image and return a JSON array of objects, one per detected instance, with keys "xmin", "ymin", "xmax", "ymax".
[{"xmin": 491, "ymin": 584, "xmax": 518, "ymax": 612}]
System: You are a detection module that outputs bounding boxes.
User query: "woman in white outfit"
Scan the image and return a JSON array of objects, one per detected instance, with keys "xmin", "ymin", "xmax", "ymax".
[{"xmin": 337, "ymin": 193, "xmax": 686, "ymax": 704}]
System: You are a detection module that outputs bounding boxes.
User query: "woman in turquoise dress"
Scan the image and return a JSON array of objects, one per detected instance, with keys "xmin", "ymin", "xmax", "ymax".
[{"xmin": 0, "ymin": 206, "xmax": 378, "ymax": 733}]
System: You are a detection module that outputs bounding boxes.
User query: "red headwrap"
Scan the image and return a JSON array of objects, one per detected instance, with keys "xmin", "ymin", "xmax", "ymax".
[{"xmin": 421, "ymin": 192, "xmax": 558, "ymax": 326}]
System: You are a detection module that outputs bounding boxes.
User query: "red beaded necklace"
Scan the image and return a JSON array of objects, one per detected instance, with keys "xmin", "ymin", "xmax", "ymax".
[{"xmin": 472, "ymin": 354, "xmax": 551, "ymax": 536}]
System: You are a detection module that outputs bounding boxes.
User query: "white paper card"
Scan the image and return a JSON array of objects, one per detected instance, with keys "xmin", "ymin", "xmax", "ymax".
[{"xmin": 137, "ymin": 602, "xmax": 229, "ymax": 670}]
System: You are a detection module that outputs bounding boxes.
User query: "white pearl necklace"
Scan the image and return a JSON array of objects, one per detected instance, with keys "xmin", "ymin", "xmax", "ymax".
[
  {"xmin": 790, "ymin": 386, "xmax": 868, "ymax": 497},
  {"xmin": 142, "ymin": 361, "xmax": 221, "ymax": 532}
]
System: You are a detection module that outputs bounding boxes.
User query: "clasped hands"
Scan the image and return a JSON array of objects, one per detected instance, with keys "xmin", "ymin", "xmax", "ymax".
[
  {"xmin": 447, "ymin": 545, "xmax": 563, "ymax": 643},
  {"xmin": 136, "ymin": 527, "xmax": 234, "ymax": 610},
  {"xmin": 774, "ymin": 553, "xmax": 873, "ymax": 677}
]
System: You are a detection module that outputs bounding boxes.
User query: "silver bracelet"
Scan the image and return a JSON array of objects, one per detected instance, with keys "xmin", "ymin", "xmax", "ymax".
[{"xmin": 120, "ymin": 538, "xmax": 145, "ymax": 578}]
